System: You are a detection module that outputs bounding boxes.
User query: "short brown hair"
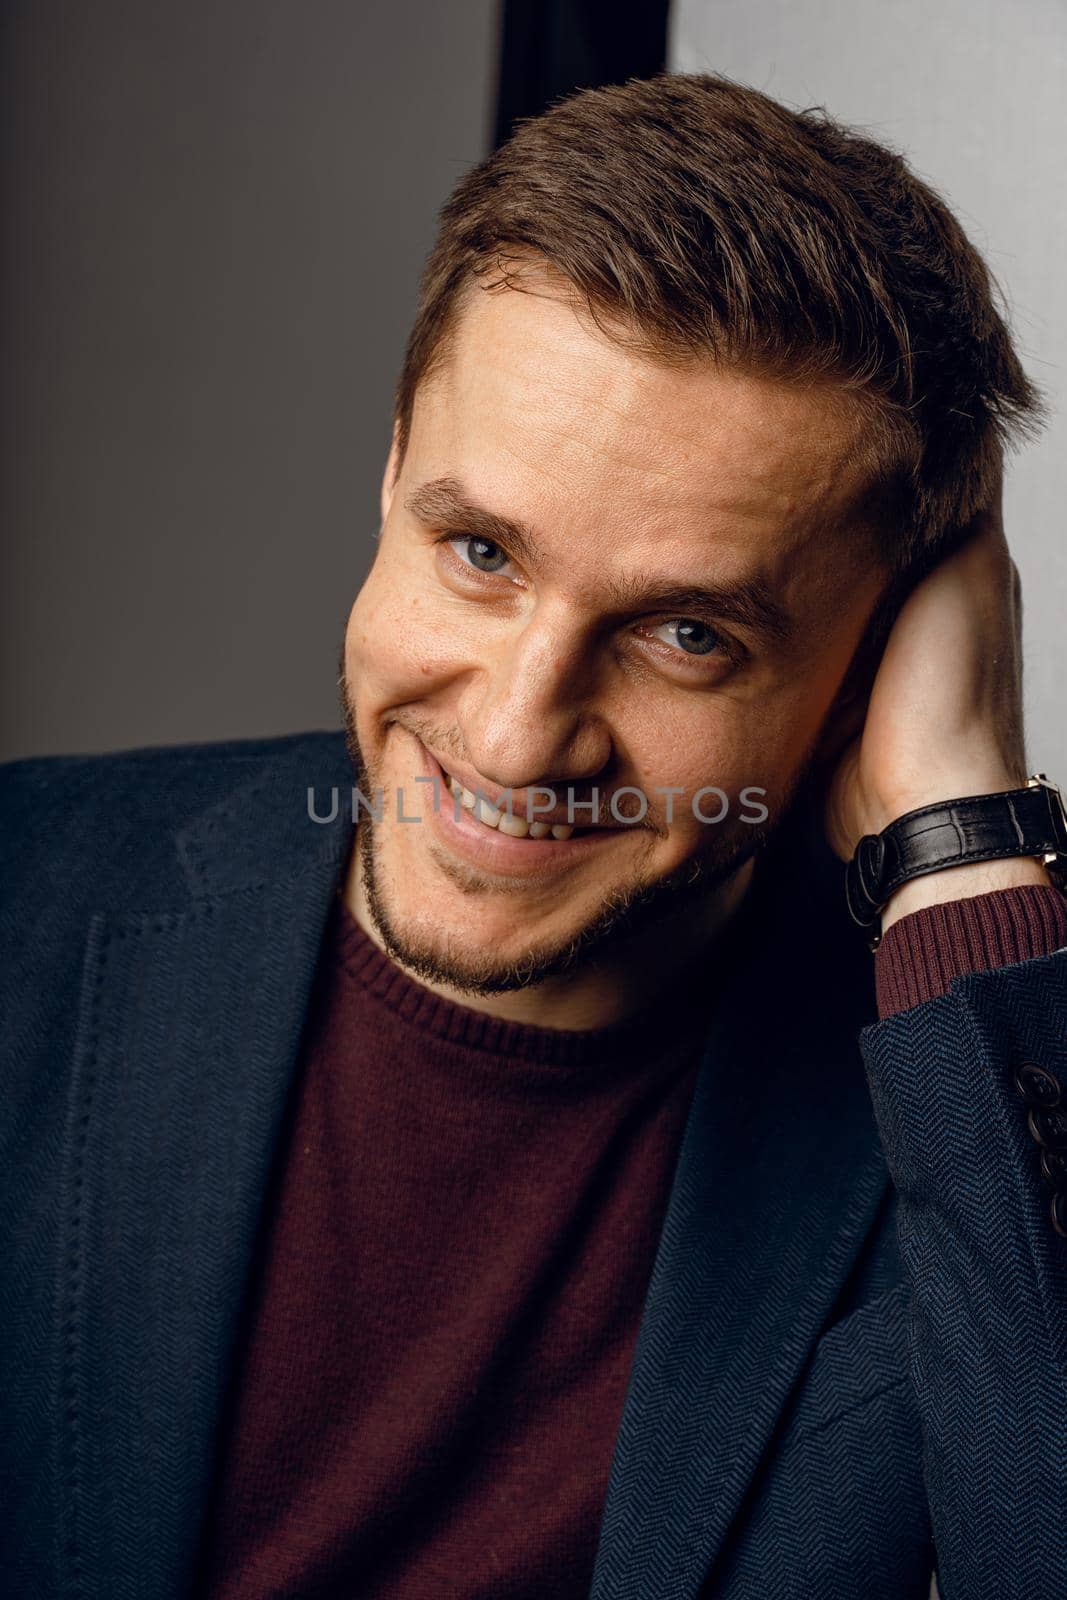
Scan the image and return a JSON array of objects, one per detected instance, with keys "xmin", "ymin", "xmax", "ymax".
[{"xmin": 395, "ymin": 72, "xmax": 1042, "ymax": 570}]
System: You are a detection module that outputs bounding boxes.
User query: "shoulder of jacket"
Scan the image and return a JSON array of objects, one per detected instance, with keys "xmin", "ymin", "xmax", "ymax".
[{"xmin": 0, "ymin": 728, "xmax": 348, "ymax": 909}]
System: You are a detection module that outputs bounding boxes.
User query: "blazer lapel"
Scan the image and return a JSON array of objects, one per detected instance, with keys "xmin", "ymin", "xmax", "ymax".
[
  {"xmin": 590, "ymin": 830, "xmax": 891, "ymax": 1600},
  {"xmin": 57, "ymin": 751, "xmax": 353, "ymax": 1600}
]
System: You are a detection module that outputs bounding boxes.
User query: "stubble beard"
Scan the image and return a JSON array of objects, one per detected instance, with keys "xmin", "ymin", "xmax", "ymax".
[{"xmin": 340, "ymin": 671, "xmax": 791, "ymax": 997}]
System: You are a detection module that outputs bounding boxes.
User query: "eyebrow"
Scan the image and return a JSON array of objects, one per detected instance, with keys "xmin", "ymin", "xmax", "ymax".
[
  {"xmin": 405, "ymin": 477, "xmax": 542, "ymax": 568},
  {"xmin": 404, "ymin": 475, "xmax": 794, "ymax": 647}
]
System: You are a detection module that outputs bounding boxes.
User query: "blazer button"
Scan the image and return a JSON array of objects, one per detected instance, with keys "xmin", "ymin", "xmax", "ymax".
[
  {"xmin": 1040, "ymin": 1147, "xmax": 1067, "ymax": 1187},
  {"xmin": 1028, "ymin": 1107, "xmax": 1067, "ymax": 1151},
  {"xmin": 1014, "ymin": 1062, "xmax": 1062, "ymax": 1109},
  {"xmin": 1051, "ymin": 1191, "xmax": 1067, "ymax": 1241}
]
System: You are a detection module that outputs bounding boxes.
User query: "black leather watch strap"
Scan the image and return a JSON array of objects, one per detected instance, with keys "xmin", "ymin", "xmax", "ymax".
[{"xmin": 845, "ymin": 775, "xmax": 1067, "ymax": 934}]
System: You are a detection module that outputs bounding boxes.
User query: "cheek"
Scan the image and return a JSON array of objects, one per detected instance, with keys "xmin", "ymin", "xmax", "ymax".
[
  {"xmin": 619, "ymin": 694, "xmax": 809, "ymax": 838},
  {"xmin": 345, "ymin": 550, "xmax": 473, "ymax": 705},
  {"xmin": 619, "ymin": 707, "xmax": 748, "ymax": 816}
]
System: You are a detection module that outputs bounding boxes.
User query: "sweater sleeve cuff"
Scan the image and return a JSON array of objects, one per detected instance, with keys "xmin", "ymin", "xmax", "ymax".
[{"xmin": 874, "ymin": 884, "xmax": 1067, "ymax": 1018}]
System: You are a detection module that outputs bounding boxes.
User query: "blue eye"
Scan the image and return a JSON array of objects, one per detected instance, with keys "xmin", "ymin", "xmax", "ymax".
[
  {"xmin": 651, "ymin": 618, "xmax": 721, "ymax": 656},
  {"xmin": 457, "ymin": 536, "xmax": 510, "ymax": 573}
]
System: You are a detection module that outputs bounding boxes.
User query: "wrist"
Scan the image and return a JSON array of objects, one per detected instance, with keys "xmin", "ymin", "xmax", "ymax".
[
  {"xmin": 865, "ymin": 766, "xmax": 1025, "ymax": 839},
  {"xmin": 844, "ymin": 774, "xmax": 1067, "ymax": 945}
]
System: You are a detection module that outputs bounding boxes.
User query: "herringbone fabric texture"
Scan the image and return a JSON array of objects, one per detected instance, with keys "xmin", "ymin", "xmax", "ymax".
[{"xmin": 859, "ymin": 955, "xmax": 1067, "ymax": 1600}]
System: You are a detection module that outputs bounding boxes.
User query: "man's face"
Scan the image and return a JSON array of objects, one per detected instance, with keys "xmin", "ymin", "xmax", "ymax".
[{"xmin": 342, "ymin": 282, "xmax": 886, "ymax": 991}]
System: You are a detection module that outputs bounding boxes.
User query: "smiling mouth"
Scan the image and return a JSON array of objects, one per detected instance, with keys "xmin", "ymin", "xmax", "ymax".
[
  {"xmin": 443, "ymin": 774, "xmax": 582, "ymax": 840},
  {"xmin": 417, "ymin": 737, "xmax": 642, "ymax": 851}
]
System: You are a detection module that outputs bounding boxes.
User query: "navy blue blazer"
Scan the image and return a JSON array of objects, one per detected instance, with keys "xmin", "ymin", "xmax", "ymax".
[{"xmin": 2, "ymin": 730, "xmax": 1066, "ymax": 1599}]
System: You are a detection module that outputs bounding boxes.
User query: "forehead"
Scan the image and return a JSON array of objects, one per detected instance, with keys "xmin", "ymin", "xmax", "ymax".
[{"xmin": 411, "ymin": 284, "xmax": 879, "ymax": 589}]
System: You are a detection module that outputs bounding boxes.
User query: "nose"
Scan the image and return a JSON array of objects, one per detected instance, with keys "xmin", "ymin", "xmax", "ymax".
[{"xmin": 457, "ymin": 605, "xmax": 611, "ymax": 789}]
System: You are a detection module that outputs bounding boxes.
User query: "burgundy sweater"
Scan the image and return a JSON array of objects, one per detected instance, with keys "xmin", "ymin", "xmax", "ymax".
[{"xmin": 196, "ymin": 884, "xmax": 1067, "ymax": 1599}]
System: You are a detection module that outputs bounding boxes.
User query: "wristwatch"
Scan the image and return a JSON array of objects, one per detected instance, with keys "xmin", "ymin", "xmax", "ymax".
[{"xmin": 846, "ymin": 773, "xmax": 1067, "ymax": 946}]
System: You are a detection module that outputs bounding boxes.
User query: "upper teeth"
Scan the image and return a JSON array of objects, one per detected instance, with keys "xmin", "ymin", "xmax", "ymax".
[{"xmin": 448, "ymin": 777, "xmax": 574, "ymax": 840}]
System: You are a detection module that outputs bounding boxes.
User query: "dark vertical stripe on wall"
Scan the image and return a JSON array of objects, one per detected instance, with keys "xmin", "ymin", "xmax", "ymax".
[{"xmin": 493, "ymin": 0, "xmax": 670, "ymax": 148}]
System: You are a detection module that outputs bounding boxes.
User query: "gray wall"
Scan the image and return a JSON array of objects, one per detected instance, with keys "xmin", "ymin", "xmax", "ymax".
[
  {"xmin": 2, "ymin": 0, "xmax": 498, "ymax": 760},
  {"xmin": 672, "ymin": 0, "xmax": 1067, "ymax": 779}
]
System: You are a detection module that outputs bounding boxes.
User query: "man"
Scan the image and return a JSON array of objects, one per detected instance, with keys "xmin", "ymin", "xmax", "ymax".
[{"xmin": 2, "ymin": 72, "xmax": 1066, "ymax": 1600}]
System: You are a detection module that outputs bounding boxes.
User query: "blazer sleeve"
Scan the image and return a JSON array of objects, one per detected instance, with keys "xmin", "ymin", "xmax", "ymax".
[{"xmin": 858, "ymin": 906, "xmax": 1067, "ymax": 1600}]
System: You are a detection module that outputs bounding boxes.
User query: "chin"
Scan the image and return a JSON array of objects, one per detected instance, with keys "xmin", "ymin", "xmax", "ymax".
[
  {"xmin": 364, "ymin": 895, "xmax": 585, "ymax": 996},
  {"xmin": 360, "ymin": 825, "xmax": 599, "ymax": 993}
]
